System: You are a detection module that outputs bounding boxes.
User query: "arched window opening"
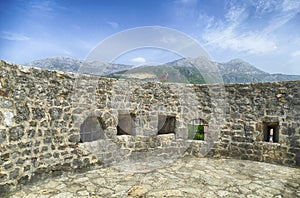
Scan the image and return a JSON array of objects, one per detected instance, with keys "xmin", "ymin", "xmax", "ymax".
[
  {"xmin": 158, "ymin": 115, "xmax": 176, "ymax": 135},
  {"xmin": 188, "ymin": 119, "xmax": 208, "ymax": 140},
  {"xmin": 80, "ymin": 116, "xmax": 104, "ymax": 142},
  {"xmin": 117, "ymin": 114, "xmax": 136, "ymax": 135}
]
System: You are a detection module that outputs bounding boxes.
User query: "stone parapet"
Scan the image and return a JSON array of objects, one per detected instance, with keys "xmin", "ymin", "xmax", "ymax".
[{"xmin": 0, "ymin": 60, "xmax": 299, "ymax": 195}]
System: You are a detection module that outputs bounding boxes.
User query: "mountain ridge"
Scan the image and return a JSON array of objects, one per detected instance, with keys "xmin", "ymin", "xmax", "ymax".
[{"xmin": 23, "ymin": 56, "xmax": 300, "ymax": 84}]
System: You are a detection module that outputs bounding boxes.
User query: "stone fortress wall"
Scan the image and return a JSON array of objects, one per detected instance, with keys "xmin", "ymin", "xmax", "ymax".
[{"xmin": 0, "ymin": 60, "xmax": 299, "ymax": 194}]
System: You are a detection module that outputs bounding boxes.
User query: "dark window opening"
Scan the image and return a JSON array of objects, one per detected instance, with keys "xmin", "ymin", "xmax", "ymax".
[
  {"xmin": 80, "ymin": 116, "xmax": 104, "ymax": 142},
  {"xmin": 117, "ymin": 114, "xmax": 135, "ymax": 135},
  {"xmin": 158, "ymin": 115, "xmax": 176, "ymax": 135},
  {"xmin": 188, "ymin": 119, "xmax": 208, "ymax": 141},
  {"xmin": 263, "ymin": 122, "xmax": 279, "ymax": 143}
]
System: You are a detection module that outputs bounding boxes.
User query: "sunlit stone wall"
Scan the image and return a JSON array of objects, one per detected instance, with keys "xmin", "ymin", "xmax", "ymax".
[{"xmin": 0, "ymin": 60, "xmax": 299, "ymax": 195}]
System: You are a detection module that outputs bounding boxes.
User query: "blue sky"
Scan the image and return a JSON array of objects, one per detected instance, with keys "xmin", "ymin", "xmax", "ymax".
[{"xmin": 0, "ymin": 0, "xmax": 300, "ymax": 74}]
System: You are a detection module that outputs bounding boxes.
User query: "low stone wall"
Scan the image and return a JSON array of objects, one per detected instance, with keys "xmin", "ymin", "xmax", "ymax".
[
  {"xmin": 216, "ymin": 81, "xmax": 300, "ymax": 166},
  {"xmin": 0, "ymin": 60, "xmax": 299, "ymax": 195}
]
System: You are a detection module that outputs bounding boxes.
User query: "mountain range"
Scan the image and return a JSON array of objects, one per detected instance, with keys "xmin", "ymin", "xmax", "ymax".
[{"xmin": 24, "ymin": 56, "xmax": 300, "ymax": 84}]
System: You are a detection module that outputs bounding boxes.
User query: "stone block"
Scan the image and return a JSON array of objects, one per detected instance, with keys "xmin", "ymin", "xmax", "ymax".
[
  {"xmin": 4, "ymin": 111, "xmax": 14, "ymax": 126},
  {"xmin": 16, "ymin": 158, "xmax": 25, "ymax": 165},
  {"xmin": 49, "ymin": 107, "xmax": 63, "ymax": 120},
  {"xmin": 0, "ymin": 173, "xmax": 7, "ymax": 183},
  {"xmin": 19, "ymin": 175, "xmax": 29, "ymax": 184},
  {"xmin": 0, "ymin": 129, "xmax": 6, "ymax": 144},
  {"xmin": 69, "ymin": 134, "xmax": 80, "ymax": 143},
  {"xmin": 0, "ymin": 183, "xmax": 13, "ymax": 197},
  {"xmin": 32, "ymin": 108, "xmax": 45, "ymax": 120},
  {"xmin": 4, "ymin": 162, "xmax": 13, "ymax": 170},
  {"xmin": 9, "ymin": 168, "xmax": 19, "ymax": 179},
  {"xmin": 15, "ymin": 105, "xmax": 30, "ymax": 123},
  {"xmin": 295, "ymin": 155, "xmax": 300, "ymax": 167},
  {"xmin": 22, "ymin": 149, "xmax": 31, "ymax": 156},
  {"xmin": 283, "ymin": 159, "xmax": 295, "ymax": 166},
  {"xmin": 0, "ymin": 98, "xmax": 13, "ymax": 108},
  {"xmin": 263, "ymin": 116, "xmax": 279, "ymax": 123},
  {"xmin": 43, "ymin": 137, "xmax": 52, "ymax": 144},
  {"xmin": 0, "ymin": 111, "xmax": 3, "ymax": 125},
  {"xmin": 9, "ymin": 126, "xmax": 24, "ymax": 141},
  {"xmin": 288, "ymin": 148, "xmax": 300, "ymax": 155}
]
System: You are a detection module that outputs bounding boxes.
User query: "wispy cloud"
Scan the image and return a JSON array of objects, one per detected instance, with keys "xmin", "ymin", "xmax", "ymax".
[
  {"xmin": 203, "ymin": 28, "xmax": 277, "ymax": 54},
  {"xmin": 0, "ymin": 31, "xmax": 30, "ymax": 41},
  {"xmin": 262, "ymin": 1, "xmax": 300, "ymax": 34},
  {"xmin": 291, "ymin": 50, "xmax": 300, "ymax": 57},
  {"xmin": 202, "ymin": 0, "xmax": 299, "ymax": 54},
  {"xmin": 27, "ymin": 0, "xmax": 68, "ymax": 17},
  {"xmin": 175, "ymin": 0, "xmax": 197, "ymax": 5},
  {"xmin": 282, "ymin": 0, "xmax": 300, "ymax": 12},
  {"xmin": 29, "ymin": 0, "xmax": 54, "ymax": 12},
  {"xmin": 202, "ymin": 3, "xmax": 276, "ymax": 54},
  {"xmin": 254, "ymin": 0, "xmax": 281, "ymax": 14},
  {"xmin": 172, "ymin": 0, "xmax": 198, "ymax": 21},
  {"xmin": 106, "ymin": 21, "xmax": 119, "ymax": 29},
  {"xmin": 225, "ymin": 3, "xmax": 247, "ymax": 22},
  {"xmin": 131, "ymin": 57, "xmax": 146, "ymax": 63}
]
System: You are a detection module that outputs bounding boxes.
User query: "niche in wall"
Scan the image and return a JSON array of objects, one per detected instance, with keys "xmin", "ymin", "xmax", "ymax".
[
  {"xmin": 157, "ymin": 115, "xmax": 176, "ymax": 135},
  {"xmin": 117, "ymin": 114, "xmax": 136, "ymax": 135},
  {"xmin": 80, "ymin": 116, "xmax": 104, "ymax": 142},
  {"xmin": 263, "ymin": 122, "xmax": 279, "ymax": 143}
]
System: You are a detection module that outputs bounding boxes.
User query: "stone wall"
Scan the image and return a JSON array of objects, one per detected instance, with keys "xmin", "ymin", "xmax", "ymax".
[
  {"xmin": 189, "ymin": 81, "xmax": 300, "ymax": 167},
  {"xmin": 0, "ymin": 61, "xmax": 101, "ymax": 194},
  {"xmin": 0, "ymin": 60, "xmax": 299, "ymax": 194}
]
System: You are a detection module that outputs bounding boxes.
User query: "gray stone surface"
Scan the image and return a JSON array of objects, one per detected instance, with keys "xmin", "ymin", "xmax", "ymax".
[
  {"xmin": 0, "ymin": 60, "xmax": 300, "ymax": 195},
  {"xmin": 7, "ymin": 157, "xmax": 300, "ymax": 198}
]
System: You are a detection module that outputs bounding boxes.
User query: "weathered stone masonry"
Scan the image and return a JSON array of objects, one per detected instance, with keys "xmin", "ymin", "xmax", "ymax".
[{"xmin": 0, "ymin": 60, "xmax": 299, "ymax": 194}]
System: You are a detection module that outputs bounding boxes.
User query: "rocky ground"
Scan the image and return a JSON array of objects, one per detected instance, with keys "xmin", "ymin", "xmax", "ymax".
[{"xmin": 7, "ymin": 156, "xmax": 300, "ymax": 198}]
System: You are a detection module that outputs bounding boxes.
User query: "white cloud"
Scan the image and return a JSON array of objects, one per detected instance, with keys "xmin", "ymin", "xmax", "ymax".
[
  {"xmin": 131, "ymin": 57, "xmax": 146, "ymax": 63},
  {"xmin": 254, "ymin": 0, "xmax": 280, "ymax": 14},
  {"xmin": 225, "ymin": 4, "xmax": 247, "ymax": 22},
  {"xmin": 175, "ymin": 0, "xmax": 197, "ymax": 5},
  {"xmin": 29, "ymin": 0, "xmax": 67, "ymax": 13},
  {"xmin": 106, "ymin": 21, "xmax": 119, "ymax": 29},
  {"xmin": 201, "ymin": 1, "xmax": 300, "ymax": 54},
  {"xmin": 263, "ymin": 13, "xmax": 294, "ymax": 34},
  {"xmin": 202, "ymin": 3, "xmax": 277, "ymax": 54},
  {"xmin": 203, "ymin": 27, "xmax": 277, "ymax": 54},
  {"xmin": 291, "ymin": 50, "xmax": 300, "ymax": 57},
  {"xmin": 0, "ymin": 31, "xmax": 30, "ymax": 41},
  {"xmin": 30, "ymin": 0, "xmax": 53, "ymax": 12},
  {"xmin": 262, "ymin": 7, "xmax": 299, "ymax": 34},
  {"xmin": 282, "ymin": 0, "xmax": 300, "ymax": 12}
]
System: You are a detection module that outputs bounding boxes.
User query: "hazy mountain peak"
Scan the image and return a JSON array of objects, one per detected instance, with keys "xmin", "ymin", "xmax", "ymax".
[
  {"xmin": 227, "ymin": 58, "xmax": 246, "ymax": 63},
  {"xmin": 218, "ymin": 59, "xmax": 267, "ymax": 75},
  {"xmin": 23, "ymin": 56, "xmax": 300, "ymax": 84}
]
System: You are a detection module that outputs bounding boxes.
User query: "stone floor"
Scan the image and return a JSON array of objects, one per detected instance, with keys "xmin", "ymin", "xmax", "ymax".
[{"xmin": 7, "ymin": 156, "xmax": 300, "ymax": 198}]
